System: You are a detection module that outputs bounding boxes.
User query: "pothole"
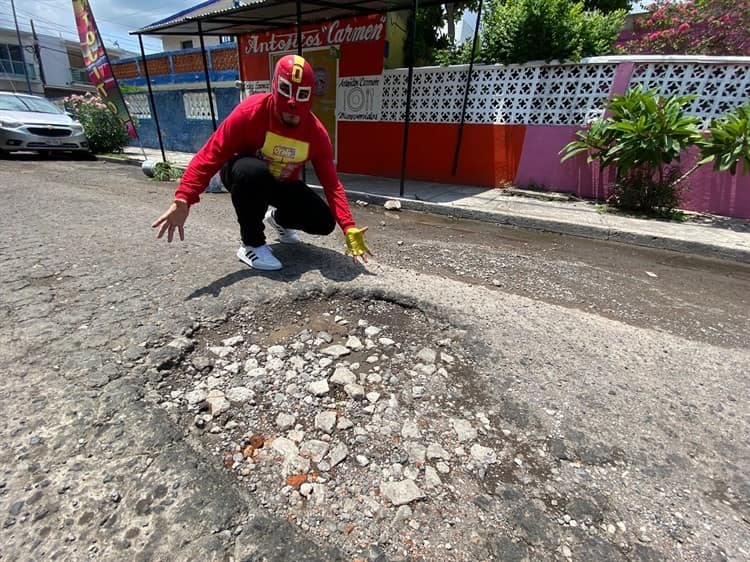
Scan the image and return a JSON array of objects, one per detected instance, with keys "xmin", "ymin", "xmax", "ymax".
[{"xmin": 151, "ymin": 292, "xmax": 558, "ymax": 561}]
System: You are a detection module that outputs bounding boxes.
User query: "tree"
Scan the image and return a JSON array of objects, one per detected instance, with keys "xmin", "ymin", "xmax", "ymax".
[
  {"xmin": 404, "ymin": 6, "xmax": 449, "ymax": 66},
  {"xmin": 444, "ymin": 0, "xmax": 481, "ymax": 45},
  {"xmin": 583, "ymin": 0, "xmax": 630, "ymax": 13},
  {"xmin": 480, "ymin": 0, "xmax": 625, "ymax": 64},
  {"xmin": 618, "ymin": 0, "xmax": 750, "ymax": 55}
]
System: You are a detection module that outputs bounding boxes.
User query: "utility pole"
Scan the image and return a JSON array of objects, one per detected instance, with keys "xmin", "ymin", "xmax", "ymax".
[
  {"xmin": 10, "ymin": 0, "xmax": 32, "ymax": 94},
  {"xmin": 30, "ymin": 20, "xmax": 46, "ymax": 88}
]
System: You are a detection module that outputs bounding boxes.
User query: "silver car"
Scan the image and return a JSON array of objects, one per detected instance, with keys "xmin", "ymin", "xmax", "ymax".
[{"xmin": 0, "ymin": 92, "xmax": 89, "ymax": 155}]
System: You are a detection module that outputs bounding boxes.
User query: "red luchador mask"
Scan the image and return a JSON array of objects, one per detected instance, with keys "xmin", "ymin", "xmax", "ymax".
[{"xmin": 272, "ymin": 55, "xmax": 314, "ymax": 123}]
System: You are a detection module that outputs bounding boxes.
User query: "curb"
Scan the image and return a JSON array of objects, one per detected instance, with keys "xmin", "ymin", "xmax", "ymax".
[
  {"xmin": 97, "ymin": 155, "xmax": 144, "ymax": 167},
  {"xmin": 107, "ymin": 155, "xmax": 750, "ymax": 265},
  {"xmin": 339, "ymin": 188, "xmax": 750, "ymax": 265}
]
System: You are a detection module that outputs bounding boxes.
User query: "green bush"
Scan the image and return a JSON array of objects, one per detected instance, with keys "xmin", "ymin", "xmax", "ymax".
[
  {"xmin": 152, "ymin": 161, "xmax": 183, "ymax": 182},
  {"xmin": 701, "ymin": 103, "xmax": 750, "ymax": 175},
  {"xmin": 561, "ymin": 86, "xmax": 750, "ymax": 214},
  {"xmin": 63, "ymin": 93, "xmax": 130, "ymax": 154},
  {"xmin": 480, "ymin": 0, "xmax": 625, "ymax": 64}
]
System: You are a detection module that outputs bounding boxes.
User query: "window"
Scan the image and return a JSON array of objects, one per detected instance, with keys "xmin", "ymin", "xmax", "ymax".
[
  {"xmin": 0, "ymin": 42, "xmax": 36, "ymax": 79},
  {"xmin": 184, "ymin": 91, "xmax": 217, "ymax": 120},
  {"xmin": 7, "ymin": 44, "xmax": 22, "ymax": 61},
  {"xmin": 181, "ymin": 40, "xmax": 193, "ymax": 49}
]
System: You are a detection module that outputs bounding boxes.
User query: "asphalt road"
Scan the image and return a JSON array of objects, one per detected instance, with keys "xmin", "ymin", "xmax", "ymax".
[{"xmin": 0, "ymin": 156, "xmax": 748, "ymax": 561}]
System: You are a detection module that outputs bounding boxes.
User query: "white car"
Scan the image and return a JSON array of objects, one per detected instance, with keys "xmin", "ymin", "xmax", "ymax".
[{"xmin": 0, "ymin": 92, "xmax": 89, "ymax": 155}]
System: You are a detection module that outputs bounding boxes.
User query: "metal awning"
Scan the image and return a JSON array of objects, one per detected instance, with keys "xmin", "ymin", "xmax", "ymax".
[
  {"xmin": 133, "ymin": 0, "xmax": 446, "ymax": 36},
  {"xmin": 130, "ymin": 0, "xmax": 484, "ymax": 195}
]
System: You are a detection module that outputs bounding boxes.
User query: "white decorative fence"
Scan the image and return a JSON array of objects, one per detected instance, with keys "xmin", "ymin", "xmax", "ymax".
[
  {"xmin": 379, "ymin": 63, "xmax": 618, "ymax": 125},
  {"xmin": 183, "ymin": 91, "xmax": 218, "ymax": 120},
  {"xmin": 241, "ymin": 55, "xmax": 750, "ymax": 128},
  {"xmin": 125, "ymin": 93, "xmax": 151, "ymax": 119},
  {"xmin": 628, "ymin": 62, "xmax": 750, "ymax": 126}
]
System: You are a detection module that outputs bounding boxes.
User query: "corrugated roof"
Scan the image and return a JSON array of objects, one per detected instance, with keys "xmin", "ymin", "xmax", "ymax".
[
  {"xmin": 146, "ymin": 0, "xmax": 227, "ymax": 28},
  {"xmin": 132, "ymin": 0, "xmax": 445, "ymax": 36}
]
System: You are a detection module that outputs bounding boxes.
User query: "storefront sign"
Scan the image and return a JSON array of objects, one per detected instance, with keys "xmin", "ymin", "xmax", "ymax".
[
  {"xmin": 243, "ymin": 16, "xmax": 385, "ymax": 55},
  {"xmin": 336, "ymin": 75, "xmax": 382, "ymax": 121}
]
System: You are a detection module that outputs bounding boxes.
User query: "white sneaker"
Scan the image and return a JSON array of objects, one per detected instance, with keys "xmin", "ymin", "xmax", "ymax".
[
  {"xmin": 236, "ymin": 244, "xmax": 282, "ymax": 270},
  {"xmin": 265, "ymin": 209, "xmax": 301, "ymax": 244}
]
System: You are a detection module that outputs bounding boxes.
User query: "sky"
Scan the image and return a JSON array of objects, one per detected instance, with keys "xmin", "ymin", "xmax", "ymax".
[{"xmin": 0, "ymin": 0, "xmax": 194, "ymax": 54}]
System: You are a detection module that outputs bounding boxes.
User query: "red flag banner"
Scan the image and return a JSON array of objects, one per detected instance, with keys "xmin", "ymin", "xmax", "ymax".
[{"xmin": 72, "ymin": 0, "xmax": 137, "ymax": 138}]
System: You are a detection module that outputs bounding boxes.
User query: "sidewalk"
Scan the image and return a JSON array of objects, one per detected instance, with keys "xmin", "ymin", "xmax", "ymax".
[{"xmin": 117, "ymin": 146, "xmax": 750, "ymax": 264}]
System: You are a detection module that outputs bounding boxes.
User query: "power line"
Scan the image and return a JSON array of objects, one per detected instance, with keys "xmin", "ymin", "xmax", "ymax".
[
  {"xmin": 0, "ymin": 16, "xmax": 161, "ymax": 54},
  {"xmin": 0, "ymin": 1, "xmax": 165, "ymax": 52}
]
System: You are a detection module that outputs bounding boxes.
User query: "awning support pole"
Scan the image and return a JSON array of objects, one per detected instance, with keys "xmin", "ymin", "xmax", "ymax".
[
  {"xmin": 296, "ymin": 0, "xmax": 306, "ymax": 182},
  {"xmin": 198, "ymin": 21, "xmax": 218, "ymax": 131},
  {"xmin": 296, "ymin": 0, "xmax": 303, "ymax": 55},
  {"xmin": 138, "ymin": 34, "xmax": 167, "ymax": 163},
  {"xmin": 452, "ymin": 0, "xmax": 484, "ymax": 176},
  {"xmin": 399, "ymin": 0, "xmax": 419, "ymax": 198}
]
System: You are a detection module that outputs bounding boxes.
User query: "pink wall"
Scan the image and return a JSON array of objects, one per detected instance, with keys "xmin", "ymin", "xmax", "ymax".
[
  {"xmin": 514, "ymin": 126, "xmax": 750, "ymax": 219},
  {"xmin": 514, "ymin": 126, "xmax": 613, "ymax": 201},
  {"xmin": 679, "ymin": 148, "xmax": 750, "ymax": 218}
]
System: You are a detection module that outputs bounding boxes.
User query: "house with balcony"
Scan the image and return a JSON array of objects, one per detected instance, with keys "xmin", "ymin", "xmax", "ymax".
[{"xmin": 0, "ymin": 26, "xmax": 134, "ymax": 100}]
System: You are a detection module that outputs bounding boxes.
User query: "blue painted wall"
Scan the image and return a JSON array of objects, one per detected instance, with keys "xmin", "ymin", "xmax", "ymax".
[{"xmin": 133, "ymin": 87, "xmax": 240, "ymax": 153}]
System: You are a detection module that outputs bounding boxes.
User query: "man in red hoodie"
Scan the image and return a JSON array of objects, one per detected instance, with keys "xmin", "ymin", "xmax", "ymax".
[{"xmin": 152, "ymin": 54, "xmax": 371, "ymax": 270}]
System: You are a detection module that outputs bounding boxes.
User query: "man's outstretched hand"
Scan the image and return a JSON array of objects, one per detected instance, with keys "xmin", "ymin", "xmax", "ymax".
[
  {"xmin": 152, "ymin": 200, "xmax": 190, "ymax": 242},
  {"xmin": 344, "ymin": 226, "xmax": 373, "ymax": 264}
]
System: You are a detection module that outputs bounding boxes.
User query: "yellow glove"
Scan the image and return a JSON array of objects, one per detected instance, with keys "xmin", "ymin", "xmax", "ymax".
[{"xmin": 344, "ymin": 226, "xmax": 372, "ymax": 262}]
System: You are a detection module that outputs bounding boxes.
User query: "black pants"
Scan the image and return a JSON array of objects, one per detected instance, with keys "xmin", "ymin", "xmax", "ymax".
[{"xmin": 220, "ymin": 156, "xmax": 336, "ymax": 247}]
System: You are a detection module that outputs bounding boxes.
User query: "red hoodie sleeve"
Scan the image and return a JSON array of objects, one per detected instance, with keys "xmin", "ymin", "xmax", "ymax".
[
  {"xmin": 310, "ymin": 122, "xmax": 356, "ymax": 233},
  {"xmin": 174, "ymin": 96, "xmax": 265, "ymax": 206}
]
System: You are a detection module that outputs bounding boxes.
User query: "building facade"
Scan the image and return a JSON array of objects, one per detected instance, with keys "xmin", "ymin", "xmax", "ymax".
[{"xmin": 0, "ymin": 26, "xmax": 134, "ymax": 99}]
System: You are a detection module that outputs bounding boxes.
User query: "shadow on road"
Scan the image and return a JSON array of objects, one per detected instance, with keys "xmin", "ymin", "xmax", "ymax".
[{"xmin": 186, "ymin": 242, "xmax": 374, "ymax": 299}]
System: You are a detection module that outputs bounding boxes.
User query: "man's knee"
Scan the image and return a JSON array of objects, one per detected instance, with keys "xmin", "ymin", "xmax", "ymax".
[{"xmin": 309, "ymin": 212, "xmax": 336, "ymax": 236}]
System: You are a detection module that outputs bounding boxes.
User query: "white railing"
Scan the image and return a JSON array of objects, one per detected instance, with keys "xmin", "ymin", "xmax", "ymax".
[
  {"xmin": 124, "ymin": 93, "xmax": 151, "ymax": 119},
  {"xmin": 215, "ymin": 56, "xmax": 750, "ymax": 127},
  {"xmin": 183, "ymin": 91, "xmax": 217, "ymax": 120}
]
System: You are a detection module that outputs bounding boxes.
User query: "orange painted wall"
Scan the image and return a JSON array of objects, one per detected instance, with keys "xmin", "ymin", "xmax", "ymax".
[{"xmin": 338, "ymin": 122, "xmax": 526, "ymax": 187}]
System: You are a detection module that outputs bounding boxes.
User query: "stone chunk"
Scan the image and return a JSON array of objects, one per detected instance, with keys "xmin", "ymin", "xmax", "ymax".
[
  {"xmin": 209, "ymin": 346, "xmax": 233, "ymax": 358},
  {"xmin": 185, "ymin": 389, "xmax": 207, "ymax": 406},
  {"xmin": 168, "ymin": 336, "xmax": 194, "ymax": 351},
  {"xmin": 225, "ymin": 387, "xmax": 254, "ymax": 403},
  {"xmin": 276, "ymin": 413, "xmax": 296, "ymax": 431},
  {"xmin": 307, "ymin": 380, "xmax": 330, "ymax": 396},
  {"xmin": 222, "ymin": 335, "xmax": 244, "ymax": 347},
  {"xmin": 315, "ymin": 411, "xmax": 337, "ymax": 434},
  {"xmin": 416, "ymin": 347, "xmax": 437, "ymax": 364},
  {"xmin": 380, "ymin": 480, "xmax": 424, "ymax": 506},
  {"xmin": 271, "ymin": 437, "xmax": 299, "ymax": 457},
  {"xmin": 300, "ymin": 440, "xmax": 330, "ymax": 463},
  {"xmin": 329, "ymin": 443, "xmax": 348, "ymax": 467},
  {"xmin": 344, "ymin": 383, "xmax": 365, "ymax": 400},
  {"xmin": 206, "ymin": 390, "xmax": 230, "ymax": 416},
  {"xmin": 321, "ymin": 345, "xmax": 350, "ymax": 358},
  {"xmin": 345, "ymin": 336, "xmax": 364, "ymax": 351},
  {"xmin": 450, "ymin": 418, "xmax": 477, "ymax": 442},
  {"xmin": 330, "ymin": 367, "xmax": 356, "ymax": 386},
  {"xmin": 401, "ymin": 420, "xmax": 421, "ymax": 439},
  {"xmin": 470, "ymin": 444, "xmax": 497, "ymax": 465},
  {"xmin": 427, "ymin": 443, "xmax": 451, "ymax": 460}
]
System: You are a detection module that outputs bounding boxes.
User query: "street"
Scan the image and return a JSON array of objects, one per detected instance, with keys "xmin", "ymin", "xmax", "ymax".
[{"xmin": 1, "ymin": 156, "xmax": 748, "ymax": 561}]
